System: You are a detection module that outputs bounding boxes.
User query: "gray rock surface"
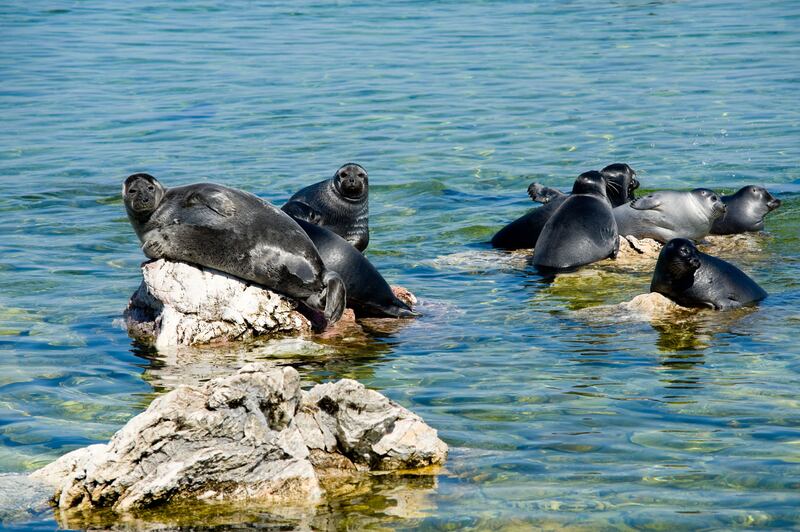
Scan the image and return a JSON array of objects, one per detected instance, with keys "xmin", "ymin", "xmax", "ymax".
[
  {"xmin": 31, "ymin": 363, "xmax": 447, "ymax": 514},
  {"xmin": 124, "ymin": 259, "xmax": 311, "ymax": 347}
]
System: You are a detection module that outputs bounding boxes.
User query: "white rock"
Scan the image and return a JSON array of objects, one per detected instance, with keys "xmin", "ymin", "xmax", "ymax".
[
  {"xmin": 31, "ymin": 363, "xmax": 447, "ymax": 514},
  {"xmin": 124, "ymin": 260, "xmax": 311, "ymax": 347}
]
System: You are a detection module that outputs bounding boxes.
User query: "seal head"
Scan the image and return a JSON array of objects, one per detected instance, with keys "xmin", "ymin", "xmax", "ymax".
[
  {"xmin": 600, "ymin": 163, "xmax": 639, "ymax": 207},
  {"xmin": 711, "ymin": 185, "xmax": 781, "ymax": 235},
  {"xmin": 282, "ymin": 163, "xmax": 370, "ymax": 251}
]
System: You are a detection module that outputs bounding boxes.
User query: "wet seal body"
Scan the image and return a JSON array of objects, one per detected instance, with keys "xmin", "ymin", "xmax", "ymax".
[
  {"xmin": 651, "ymin": 238, "xmax": 767, "ymax": 310},
  {"xmin": 123, "ymin": 173, "xmax": 346, "ymax": 325},
  {"xmin": 282, "ymin": 163, "xmax": 369, "ymax": 251},
  {"xmin": 711, "ymin": 185, "xmax": 781, "ymax": 235},
  {"xmin": 614, "ymin": 188, "xmax": 725, "ymax": 243},
  {"xmin": 532, "ymin": 171, "xmax": 619, "ymax": 272},
  {"xmin": 491, "ymin": 163, "xmax": 637, "ymax": 250},
  {"xmin": 295, "ymin": 219, "xmax": 417, "ymax": 318}
]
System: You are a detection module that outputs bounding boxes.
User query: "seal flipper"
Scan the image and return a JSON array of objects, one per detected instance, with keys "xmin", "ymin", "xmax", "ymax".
[
  {"xmin": 323, "ymin": 271, "xmax": 346, "ymax": 324},
  {"xmin": 528, "ymin": 183, "xmax": 565, "ymax": 204},
  {"xmin": 185, "ymin": 188, "xmax": 237, "ymax": 217},
  {"xmin": 630, "ymin": 194, "xmax": 663, "ymax": 210},
  {"xmin": 356, "ymin": 296, "xmax": 419, "ymax": 319}
]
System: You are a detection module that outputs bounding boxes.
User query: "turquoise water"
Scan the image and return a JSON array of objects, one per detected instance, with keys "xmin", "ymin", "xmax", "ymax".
[{"xmin": 2, "ymin": 0, "xmax": 800, "ymax": 529}]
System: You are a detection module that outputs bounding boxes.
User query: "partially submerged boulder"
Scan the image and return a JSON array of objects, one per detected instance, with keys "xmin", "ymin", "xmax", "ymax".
[
  {"xmin": 31, "ymin": 364, "xmax": 447, "ymax": 514},
  {"xmin": 124, "ymin": 260, "xmax": 313, "ymax": 347}
]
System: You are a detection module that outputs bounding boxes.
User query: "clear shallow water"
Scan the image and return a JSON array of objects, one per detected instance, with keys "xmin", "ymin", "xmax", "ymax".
[{"xmin": 1, "ymin": 0, "xmax": 800, "ymax": 529}]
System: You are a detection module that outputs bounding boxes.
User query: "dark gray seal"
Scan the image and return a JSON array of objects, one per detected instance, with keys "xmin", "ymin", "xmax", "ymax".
[
  {"xmin": 282, "ymin": 163, "xmax": 369, "ymax": 251},
  {"xmin": 294, "ymin": 219, "xmax": 416, "ymax": 318},
  {"xmin": 490, "ymin": 194, "xmax": 567, "ymax": 250},
  {"xmin": 532, "ymin": 171, "xmax": 619, "ymax": 272},
  {"xmin": 614, "ymin": 188, "xmax": 725, "ymax": 243},
  {"xmin": 491, "ymin": 164, "xmax": 638, "ymax": 251},
  {"xmin": 123, "ymin": 173, "xmax": 346, "ymax": 324},
  {"xmin": 710, "ymin": 185, "xmax": 781, "ymax": 235},
  {"xmin": 651, "ymin": 238, "xmax": 767, "ymax": 309},
  {"xmin": 600, "ymin": 163, "xmax": 639, "ymax": 207},
  {"xmin": 527, "ymin": 163, "xmax": 639, "ymax": 208}
]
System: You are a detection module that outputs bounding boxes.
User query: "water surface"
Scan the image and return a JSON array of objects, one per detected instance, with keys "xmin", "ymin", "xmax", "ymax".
[{"xmin": 1, "ymin": 1, "xmax": 800, "ymax": 529}]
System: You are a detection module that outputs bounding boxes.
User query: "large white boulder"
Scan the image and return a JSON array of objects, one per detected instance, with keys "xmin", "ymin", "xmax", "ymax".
[
  {"xmin": 31, "ymin": 364, "xmax": 447, "ymax": 514},
  {"xmin": 124, "ymin": 260, "xmax": 311, "ymax": 347}
]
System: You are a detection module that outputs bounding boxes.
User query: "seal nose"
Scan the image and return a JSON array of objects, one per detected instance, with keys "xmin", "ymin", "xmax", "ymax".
[
  {"xmin": 768, "ymin": 198, "xmax": 781, "ymax": 210},
  {"xmin": 690, "ymin": 257, "xmax": 701, "ymax": 269}
]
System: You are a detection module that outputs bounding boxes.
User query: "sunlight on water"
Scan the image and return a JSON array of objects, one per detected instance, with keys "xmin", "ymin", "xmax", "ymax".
[{"xmin": 1, "ymin": 0, "xmax": 799, "ymax": 529}]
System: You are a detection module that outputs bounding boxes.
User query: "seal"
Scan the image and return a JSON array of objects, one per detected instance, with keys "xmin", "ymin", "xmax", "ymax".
[
  {"xmin": 123, "ymin": 173, "xmax": 346, "ymax": 325},
  {"xmin": 294, "ymin": 219, "xmax": 417, "ymax": 318},
  {"xmin": 650, "ymin": 238, "xmax": 767, "ymax": 309},
  {"xmin": 490, "ymin": 196, "xmax": 566, "ymax": 250},
  {"xmin": 532, "ymin": 171, "xmax": 619, "ymax": 272},
  {"xmin": 600, "ymin": 163, "xmax": 639, "ymax": 207},
  {"xmin": 491, "ymin": 164, "xmax": 638, "ymax": 251},
  {"xmin": 282, "ymin": 163, "xmax": 369, "ymax": 251},
  {"xmin": 614, "ymin": 188, "xmax": 725, "ymax": 243},
  {"xmin": 710, "ymin": 185, "xmax": 781, "ymax": 235},
  {"xmin": 526, "ymin": 163, "xmax": 639, "ymax": 208}
]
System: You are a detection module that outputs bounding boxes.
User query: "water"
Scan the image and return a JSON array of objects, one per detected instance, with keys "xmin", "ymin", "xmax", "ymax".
[{"xmin": 2, "ymin": 0, "xmax": 800, "ymax": 528}]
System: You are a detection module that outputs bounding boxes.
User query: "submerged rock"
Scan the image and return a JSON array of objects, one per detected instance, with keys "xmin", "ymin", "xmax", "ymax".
[{"xmin": 31, "ymin": 363, "xmax": 447, "ymax": 514}]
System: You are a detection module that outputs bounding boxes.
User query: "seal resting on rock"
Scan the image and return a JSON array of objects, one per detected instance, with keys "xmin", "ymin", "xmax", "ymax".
[
  {"xmin": 294, "ymin": 219, "xmax": 417, "ymax": 318},
  {"xmin": 123, "ymin": 173, "xmax": 346, "ymax": 325},
  {"xmin": 614, "ymin": 188, "xmax": 725, "ymax": 243},
  {"xmin": 532, "ymin": 171, "xmax": 619, "ymax": 272},
  {"xmin": 650, "ymin": 238, "xmax": 767, "ymax": 310},
  {"xmin": 710, "ymin": 185, "xmax": 781, "ymax": 235},
  {"xmin": 491, "ymin": 163, "xmax": 637, "ymax": 250},
  {"xmin": 282, "ymin": 163, "xmax": 369, "ymax": 251}
]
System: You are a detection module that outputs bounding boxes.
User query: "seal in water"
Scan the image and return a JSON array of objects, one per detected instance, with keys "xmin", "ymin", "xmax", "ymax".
[
  {"xmin": 294, "ymin": 219, "xmax": 417, "ymax": 318},
  {"xmin": 490, "ymin": 194, "xmax": 567, "ymax": 250},
  {"xmin": 282, "ymin": 163, "xmax": 369, "ymax": 251},
  {"xmin": 123, "ymin": 173, "xmax": 346, "ymax": 324},
  {"xmin": 532, "ymin": 171, "xmax": 619, "ymax": 272},
  {"xmin": 526, "ymin": 163, "xmax": 639, "ymax": 208},
  {"xmin": 614, "ymin": 188, "xmax": 725, "ymax": 243},
  {"xmin": 491, "ymin": 164, "xmax": 638, "ymax": 251},
  {"xmin": 650, "ymin": 238, "xmax": 767, "ymax": 309},
  {"xmin": 710, "ymin": 185, "xmax": 781, "ymax": 235}
]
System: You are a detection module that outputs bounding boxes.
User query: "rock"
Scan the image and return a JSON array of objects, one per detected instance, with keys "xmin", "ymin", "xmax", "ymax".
[
  {"xmin": 621, "ymin": 292, "xmax": 687, "ymax": 318},
  {"xmin": 31, "ymin": 364, "xmax": 447, "ymax": 515},
  {"xmin": 124, "ymin": 260, "xmax": 312, "ymax": 347},
  {"xmin": 614, "ymin": 235, "xmax": 662, "ymax": 264}
]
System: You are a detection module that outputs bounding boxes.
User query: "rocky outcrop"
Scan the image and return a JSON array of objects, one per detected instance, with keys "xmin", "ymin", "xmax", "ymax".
[
  {"xmin": 615, "ymin": 235, "xmax": 663, "ymax": 262},
  {"xmin": 124, "ymin": 260, "xmax": 311, "ymax": 347},
  {"xmin": 31, "ymin": 364, "xmax": 447, "ymax": 514}
]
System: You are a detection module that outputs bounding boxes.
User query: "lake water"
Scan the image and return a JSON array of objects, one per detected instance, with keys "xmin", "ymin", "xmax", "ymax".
[{"xmin": 2, "ymin": 0, "xmax": 800, "ymax": 529}]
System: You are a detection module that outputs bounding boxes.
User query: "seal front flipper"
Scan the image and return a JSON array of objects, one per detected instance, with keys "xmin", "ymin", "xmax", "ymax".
[
  {"xmin": 630, "ymin": 194, "xmax": 663, "ymax": 210},
  {"xmin": 305, "ymin": 271, "xmax": 346, "ymax": 324},
  {"xmin": 528, "ymin": 183, "xmax": 565, "ymax": 204},
  {"xmin": 282, "ymin": 200, "xmax": 323, "ymax": 225},
  {"xmin": 184, "ymin": 187, "xmax": 237, "ymax": 217},
  {"xmin": 356, "ymin": 296, "xmax": 419, "ymax": 319}
]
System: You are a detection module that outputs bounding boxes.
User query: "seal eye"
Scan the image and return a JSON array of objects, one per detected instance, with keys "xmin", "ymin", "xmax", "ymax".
[
  {"xmin": 147, "ymin": 185, "xmax": 155, "ymax": 192},
  {"xmin": 128, "ymin": 188, "xmax": 137, "ymax": 194},
  {"xmin": 357, "ymin": 172, "xmax": 366, "ymax": 179}
]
